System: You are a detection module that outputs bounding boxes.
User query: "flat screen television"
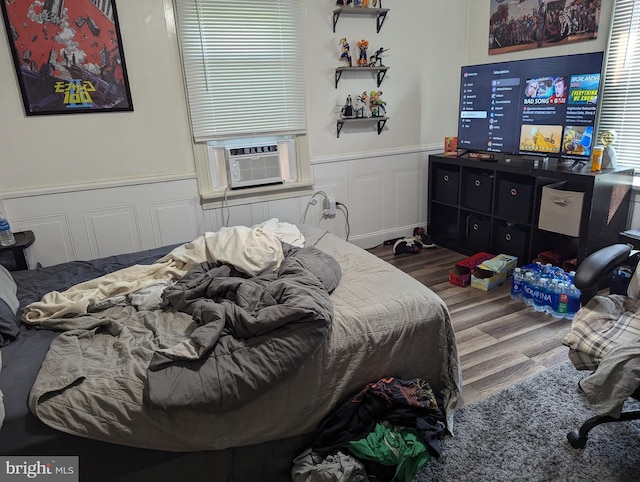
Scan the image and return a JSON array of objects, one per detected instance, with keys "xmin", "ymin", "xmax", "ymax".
[{"xmin": 457, "ymin": 52, "xmax": 604, "ymax": 164}]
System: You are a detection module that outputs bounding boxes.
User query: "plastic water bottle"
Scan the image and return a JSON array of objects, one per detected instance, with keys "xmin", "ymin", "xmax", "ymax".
[
  {"xmin": 533, "ymin": 275, "xmax": 548, "ymax": 312},
  {"xmin": 551, "ymin": 282, "xmax": 569, "ymax": 319},
  {"xmin": 565, "ymin": 284, "xmax": 581, "ymax": 320},
  {"xmin": 0, "ymin": 211, "xmax": 15, "ymax": 247},
  {"xmin": 522, "ymin": 271, "xmax": 536, "ymax": 307},
  {"xmin": 510, "ymin": 267, "xmax": 524, "ymax": 300}
]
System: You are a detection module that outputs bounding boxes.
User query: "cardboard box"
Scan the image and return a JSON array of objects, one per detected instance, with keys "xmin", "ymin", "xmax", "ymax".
[
  {"xmin": 471, "ymin": 254, "xmax": 518, "ymax": 291},
  {"xmin": 449, "ymin": 252, "xmax": 495, "ymax": 287},
  {"xmin": 538, "ymin": 182, "xmax": 585, "ymax": 237}
]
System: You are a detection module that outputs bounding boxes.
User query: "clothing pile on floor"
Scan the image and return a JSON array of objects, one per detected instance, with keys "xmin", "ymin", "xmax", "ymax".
[{"xmin": 292, "ymin": 377, "xmax": 447, "ymax": 482}]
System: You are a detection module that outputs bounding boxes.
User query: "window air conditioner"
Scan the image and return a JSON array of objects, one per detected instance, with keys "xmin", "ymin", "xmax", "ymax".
[{"xmin": 225, "ymin": 144, "xmax": 283, "ymax": 189}]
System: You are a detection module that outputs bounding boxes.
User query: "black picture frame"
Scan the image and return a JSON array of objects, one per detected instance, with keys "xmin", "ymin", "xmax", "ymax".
[{"xmin": 1, "ymin": 0, "xmax": 133, "ymax": 115}]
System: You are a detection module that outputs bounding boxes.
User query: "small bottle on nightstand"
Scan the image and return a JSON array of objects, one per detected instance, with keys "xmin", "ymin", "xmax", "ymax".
[{"xmin": 0, "ymin": 211, "xmax": 16, "ymax": 247}]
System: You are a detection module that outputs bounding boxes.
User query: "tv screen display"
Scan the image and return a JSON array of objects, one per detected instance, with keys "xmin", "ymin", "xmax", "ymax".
[{"xmin": 457, "ymin": 52, "xmax": 604, "ymax": 162}]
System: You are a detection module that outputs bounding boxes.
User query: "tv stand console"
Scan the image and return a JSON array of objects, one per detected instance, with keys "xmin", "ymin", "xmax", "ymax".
[{"xmin": 427, "ymin": 154, "xmax": 633, "ymax": 266}]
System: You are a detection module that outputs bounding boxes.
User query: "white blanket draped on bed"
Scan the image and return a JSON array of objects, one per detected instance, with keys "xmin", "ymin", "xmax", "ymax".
[{"xmin": 22, "ymin": 220, "xmax": 303, "ymax": 323}]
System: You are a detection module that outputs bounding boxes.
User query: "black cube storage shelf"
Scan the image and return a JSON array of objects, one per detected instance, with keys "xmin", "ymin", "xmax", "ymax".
[{"xmin": 427, "ymin": 154, "xmax": 634, "ymax": 266}]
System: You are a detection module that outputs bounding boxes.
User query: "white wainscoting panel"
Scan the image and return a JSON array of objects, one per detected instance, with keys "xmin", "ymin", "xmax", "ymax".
[
  {"xmin": 151, "ymin": 198, "xmax": 202, "ymax": 248},
  {"xmin": 3, "ymin": 149, "xmax": 439, "ymax": 268},
  {"xmin": 14, "ymin": 215, "xmax": 75, "ymax": 268},
  {"xmin": 83, "ymin": 207, "xmax": 141, "ymax": 260},
  {"xmin": 4, "ymin": 178, "xmax": 202, "ymax": 268}
]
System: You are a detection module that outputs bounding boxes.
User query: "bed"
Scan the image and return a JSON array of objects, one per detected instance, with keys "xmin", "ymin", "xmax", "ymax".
[{"xmin": 0, "ymin": 222, "xmax": 461, "ymax": 481}]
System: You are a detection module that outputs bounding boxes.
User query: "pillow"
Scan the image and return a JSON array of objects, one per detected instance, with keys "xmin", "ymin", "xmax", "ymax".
[{"xmin": 0, "ymin": 265, "xmax": 19, "ymax": 347}]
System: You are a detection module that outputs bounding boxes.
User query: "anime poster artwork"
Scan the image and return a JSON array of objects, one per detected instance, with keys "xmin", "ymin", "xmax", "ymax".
[
  {"xmin": 1, "ymin": 0, "xmax": 133, "ymax": 115},
  {"xmin": 489, "ymin": 0, "xmax": 602, "ymax": 55}
]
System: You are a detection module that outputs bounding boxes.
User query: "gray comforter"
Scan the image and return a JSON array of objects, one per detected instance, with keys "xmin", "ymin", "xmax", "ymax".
[
  {"xmin": 27, "ymin": 227, "xmax": 460, "ymax": 452},
  {"xmin": 147, "ymin": 244, "xmax": 341, "ymax": 412}
]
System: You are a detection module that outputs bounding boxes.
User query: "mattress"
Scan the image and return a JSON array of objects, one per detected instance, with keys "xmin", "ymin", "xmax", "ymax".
[{"xmin": 0, "ymin": 224, "xmax": 461, "ymax": 478}]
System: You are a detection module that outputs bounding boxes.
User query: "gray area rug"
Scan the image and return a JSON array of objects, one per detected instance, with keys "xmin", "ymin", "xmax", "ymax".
[{"xmin": 415, "ymin": 361, "xmax": 640, "ymax": 482}]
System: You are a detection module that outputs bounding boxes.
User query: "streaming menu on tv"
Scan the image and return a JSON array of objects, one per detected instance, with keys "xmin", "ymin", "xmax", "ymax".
[{"xmin": 457, "ymin": 52, "xmax": 604, "ymax": 161}]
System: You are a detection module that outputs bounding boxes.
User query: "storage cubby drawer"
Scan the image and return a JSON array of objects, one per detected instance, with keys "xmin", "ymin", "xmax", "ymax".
[
  {"xmin": 464, "ymin": 212, "xmax": 491, "ymax": 253},
  {"xmin": 494, "ymin": 223, "xmax": 529, "ymax": 265},
  {"xmin": 461, "ymin": 169, "xmax": 493, "ymax": 213},
  {"xmin": 432, "ymin": 165, "xmax": 459, "ymax": 205},
  {"xmin": 496, "ymin": 176, "xmax": 533, "ymax": 224}
]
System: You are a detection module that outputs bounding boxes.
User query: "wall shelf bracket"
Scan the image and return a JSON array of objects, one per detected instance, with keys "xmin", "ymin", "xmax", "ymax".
[
  {"xmin": 332, "ymin": 7, "xmax": 390, "ymax": 33},
  {"xmin": 336, "ymin": 116, "xmax": 388, "ymax": 138}
]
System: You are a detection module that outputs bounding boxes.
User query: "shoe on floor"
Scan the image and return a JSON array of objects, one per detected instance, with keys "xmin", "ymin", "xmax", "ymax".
[
  {"xmin": 393, "ymin": 237, "xmax": 422, "ymax": 255},
  {"xmin": 413, "ymin": 227, "xmax": 436, "ymax": 249}
]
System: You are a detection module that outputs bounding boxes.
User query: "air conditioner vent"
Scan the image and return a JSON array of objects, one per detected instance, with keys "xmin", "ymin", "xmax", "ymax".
[{"xmin": 225, "ymin": 144, "xmax": 283, "ymax": 189}]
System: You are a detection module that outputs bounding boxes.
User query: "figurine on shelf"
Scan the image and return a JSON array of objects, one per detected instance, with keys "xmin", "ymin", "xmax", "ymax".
[
  {"xmin": 368, "ymin": 47, "xmax": 388, "ymax": 67},
  {"xmin": 600, "ymin": 129, "xmax": 618, "ymax": 169},
  {"xmin": 357, "ymin": 39, "xmax": 369, "ymax": 67},
  {"xmin": 339, "ymin": 37, "xmax": 352, "ymax": 67},
  {"xmin": 336, "ymin": 0, "xmax": 352, "ymax": 6},
  {"xmin": 369, "ymin": 90, "xmax": 386, "ymax": 117},
  {"xmin": 355, "ymin": 91, "xmax": 371, "ymax": 118},
  {"xmin": 341, "ymin": 94, "xmax": 355, "ymax": 119}
]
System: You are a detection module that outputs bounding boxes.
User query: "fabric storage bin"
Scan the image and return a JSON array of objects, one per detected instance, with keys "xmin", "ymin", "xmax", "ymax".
[
  {"xmin": 494, "ymin": 223, "xmax": 529, "ymax": 265},
  {"xmin": 496, "ymin": 177, "xmax": 533, "ymax": 224},
  {"xmin": 432, "ymin": 166, "xmax": 459, "ymax": 205},
  {"xmin": 464, "ymin": 212, "xmax": 491, "ymax": 253},
  {"xmin": 538, "ymin": 182, "xmax": 585, "ymax": 237},
  {"xmin": 461, "ymin": 169, "xmax": 493, "ymax": 213}
]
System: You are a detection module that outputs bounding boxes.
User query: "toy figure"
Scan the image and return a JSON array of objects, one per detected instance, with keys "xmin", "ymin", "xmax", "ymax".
[
  {"xmin": 355, "ymin": 91, "xmax": 371, "ymax": 118},
  {"xmin": 339, "ymin": 37, "xmax": 352, "ymax": 67},
  {"xmin": 353, "ymin": 0, "xmax": 361, "ymax": 6},
  {"xmin": 336, "ymin": 0, "xmax": 352, "ymax": 5},
  {"xmin": 600, "ymin": 129, "xmax": 617, "ymax": 169},
  {"xmin": 369, "ymin": 90, "xmax": 386, "ymax": 117},
  {"xmin": 341, "ymin": 94, "xmax": 355, "ymax": 118},
  {"xmin": 368, "ymin": 47, "xmax": 388, "ymax": 67},
  {"xmin": 357, "ymin": 39, "xmax": 369, "ymax": 67}
]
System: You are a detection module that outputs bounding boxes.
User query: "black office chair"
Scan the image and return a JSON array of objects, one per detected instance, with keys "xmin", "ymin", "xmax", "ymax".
[{"xmin": 562, "ymin": 243, "xmax": 640, "ymax": 448}]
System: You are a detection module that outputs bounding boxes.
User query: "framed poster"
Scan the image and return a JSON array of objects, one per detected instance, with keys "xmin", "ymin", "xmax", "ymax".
[
  {"xmin": 1, "ymin": 0, "xmax": 133, "ymax": 115},
  {"xmin": 489, "ymin": 0, "xmax": 602, "ymax": 55}
]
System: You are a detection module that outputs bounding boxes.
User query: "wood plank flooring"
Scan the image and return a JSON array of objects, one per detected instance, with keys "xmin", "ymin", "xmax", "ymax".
[{"xmin": 367, "ymin": 243, "xmax": 572, "ymax": 407}]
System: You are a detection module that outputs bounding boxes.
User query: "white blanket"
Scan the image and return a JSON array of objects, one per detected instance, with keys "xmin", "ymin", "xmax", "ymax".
[{"xmin": 22, "ymin": 220, "xmax": 303, "ymax": 323}]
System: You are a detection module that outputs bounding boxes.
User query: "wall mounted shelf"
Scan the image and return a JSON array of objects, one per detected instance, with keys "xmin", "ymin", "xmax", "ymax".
[
  {"xmin": 336, "ymin": 116, "xmax": 388, "ymax": 138},
  {"xmin": 335, "ymin": 66, "xmax": 389, "ymax": 88},
  {"xmin": 332, "ymin": 7, "xmax": 389, "ymax": 33}
]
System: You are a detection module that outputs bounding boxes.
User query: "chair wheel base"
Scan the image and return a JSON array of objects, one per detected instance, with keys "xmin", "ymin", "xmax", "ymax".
[{"xmin": 567, "ymin": 429, "xmax": 587, "ymax": 448}]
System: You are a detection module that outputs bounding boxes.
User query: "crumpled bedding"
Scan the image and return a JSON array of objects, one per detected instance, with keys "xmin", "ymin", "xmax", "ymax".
[
  {"xmin": 146, "ymin": 243, "xmax": 341, "ymax": 412},
  {"xmin": 22, "ymin": 223, "xmax": 294, "ymax": 322},
  {"xmin": 25, "ymin": 224, "xmax": 461, "ymax": 452}
]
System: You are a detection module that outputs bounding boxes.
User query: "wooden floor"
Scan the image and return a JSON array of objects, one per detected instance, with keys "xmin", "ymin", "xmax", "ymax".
[{"xmin": 368, "ymin": 243, "xmax": 572, "ymax": 407}]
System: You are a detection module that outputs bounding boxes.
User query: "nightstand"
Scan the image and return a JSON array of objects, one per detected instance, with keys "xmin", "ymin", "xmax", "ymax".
[{"xmin": 0, "ymin": 230, "xmax": 35, "ymax": 271}]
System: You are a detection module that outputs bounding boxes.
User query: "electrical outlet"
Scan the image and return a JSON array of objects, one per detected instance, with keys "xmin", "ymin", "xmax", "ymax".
[{"xmin": 323, "ymin": 197, "xmax": 336, "ymax": 218}]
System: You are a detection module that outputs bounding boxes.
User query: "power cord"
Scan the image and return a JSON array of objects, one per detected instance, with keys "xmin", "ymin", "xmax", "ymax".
[
  {"xmin": 223, "ymin": 187, "xmax": 231, "ymax": 227},
  {"xmin": 336, "ymin": 201, "xmax": 350, "ymax": 241},
  {"xmin": 300, "ymin": 191, "xmax": 328, "ymax": 224}
]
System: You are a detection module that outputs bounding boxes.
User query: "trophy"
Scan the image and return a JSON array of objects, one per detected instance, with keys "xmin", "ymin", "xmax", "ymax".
[{"xmin": 600, "ymin": 129, "xmax": 617, "ymax": 169}]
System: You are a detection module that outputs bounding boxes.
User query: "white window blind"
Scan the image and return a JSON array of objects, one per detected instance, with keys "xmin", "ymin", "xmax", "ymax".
[
  {"xmin": 598, "ymin": 0, "xmax": 640, "ymax": 170},
  {"xmin": 174, "ymin": 0, "xmax": 307, "ymax": 142}
]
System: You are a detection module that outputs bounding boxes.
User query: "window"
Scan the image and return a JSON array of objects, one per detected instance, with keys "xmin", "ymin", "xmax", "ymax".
[
  {"xmin": 174, "ymin": 0, "xmax": 307, "ymax": 142},
  {"xmin": 173, "ymin": 0, "xmax": 313, "ymax": 206},
  {"xmin": 598, "ymin": 0, "xmax": 640, "ymax": 171}
]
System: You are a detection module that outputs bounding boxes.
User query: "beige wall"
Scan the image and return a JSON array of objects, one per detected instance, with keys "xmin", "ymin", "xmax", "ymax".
[{"xmin": 0, "ymin": 0, "xmax": 614, "ymax": 195}]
